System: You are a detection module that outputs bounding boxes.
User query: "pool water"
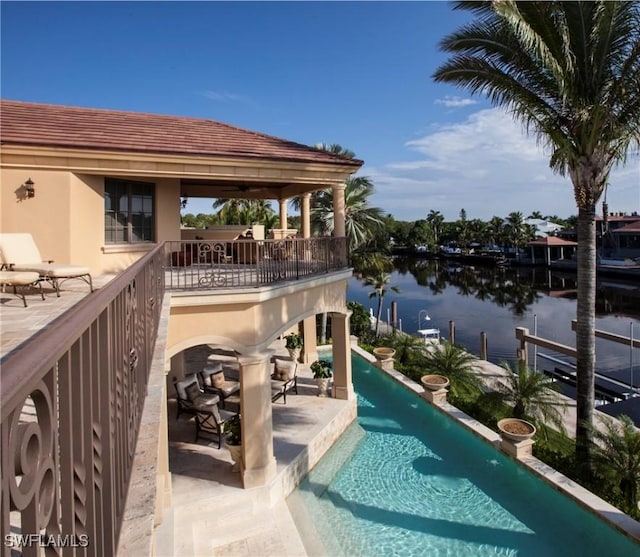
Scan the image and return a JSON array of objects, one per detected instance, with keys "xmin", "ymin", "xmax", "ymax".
[{"xmin": 292, "ymin": 353, "xmax": 640, "ymax": 556}]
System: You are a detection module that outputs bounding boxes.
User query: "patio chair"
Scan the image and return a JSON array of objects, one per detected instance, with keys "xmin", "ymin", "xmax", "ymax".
[
  {"xmin": 271, "ymin": 358, "xmax": 298, "ymax": 404},
  {"xmin": 198, "ymin": 361, "xmax": 240, "ymax": 409},
  {"xmin": 0, "ymin": 233, "xmax": 93, "ymax": 296},
  {"xmin": 0, "ymin": 270, "xmax": 45, "ymax": 307},
  {"xmin": 173, "ymin": 375, "xmax": 235, "ymax": 447}
]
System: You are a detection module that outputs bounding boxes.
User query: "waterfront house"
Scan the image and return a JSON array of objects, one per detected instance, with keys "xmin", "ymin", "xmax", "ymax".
[{"xmin": 0, "ymin": 100, "xmax": 362, "ymax": 554}]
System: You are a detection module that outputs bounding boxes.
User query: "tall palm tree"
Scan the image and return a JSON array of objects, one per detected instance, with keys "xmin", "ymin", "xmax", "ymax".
[
  {"xmin": 505, "ymin": 211, "xmax": 530, "ymax": 249},
  {"xmin": 434, "ymin": 1, "xmax": 640, "ymax": 475},
  {"xmin": 364, "ymin": 272, "xmax": 400, "ymax": 337},
  {"xmin": 426, "ymin": 210, "xmax": 445, "ymax": 246},
  {"xmin": 311, "ymin": 176, "xmax": 384, "ymax": 251}
]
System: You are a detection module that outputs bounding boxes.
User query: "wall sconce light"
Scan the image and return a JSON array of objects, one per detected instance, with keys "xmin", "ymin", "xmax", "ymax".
[
  {"xmin": 24, "ymin": 178, "xmax": 35, "ymax": 198},
  {"xmin": 180, "ymin": 196, "xmax": 188, "ymax": 209}
]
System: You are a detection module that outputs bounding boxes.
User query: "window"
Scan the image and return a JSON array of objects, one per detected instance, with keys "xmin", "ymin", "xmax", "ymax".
[{"xmin": 105, "ymin": 179, "xmax": 155, "ymax": 244}]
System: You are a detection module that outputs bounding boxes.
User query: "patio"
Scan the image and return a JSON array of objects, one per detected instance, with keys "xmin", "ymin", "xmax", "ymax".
[{"xmin": 158, "ymin": 343, "xmax": 356, "ymax": 556}]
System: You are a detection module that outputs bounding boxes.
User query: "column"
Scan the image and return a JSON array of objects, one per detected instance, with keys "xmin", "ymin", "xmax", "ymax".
[
  {"xmin": 279, "ymin": 198, "xmax": 288, "ymax": 230},
  {"xmin": 302, "ymin": 316, "xmax": 318, "ymax": 364},
  {"xmin": 301, "ymin": 193, "xmax": 311, "ymax": 238},
  {"xmin": 332, "ymin": 183, "xmax": 346, "ymax": 238},
  {"xmin": 238, "ymin": 352, "xmax": 277, "ymax": 488},
  {"xmin": 330, "ymin": 312, "xmax": 355, "ymax": 400}
]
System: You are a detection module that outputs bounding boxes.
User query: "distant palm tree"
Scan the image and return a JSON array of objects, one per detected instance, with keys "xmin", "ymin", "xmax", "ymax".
[
  {"xmin": 497, "ymin": 362, "xmax": 566, "ymax": 436},
  {"xmin": 504, "ymin": 211, "xmax": 530, "ymax": 248},
  {"xmin": 591, "ymin": 414, "xmax": 640, "ymax": 516},
  {"xmin": 422, "ymin": 341, "xmax": 483, "ymax": 399},
  {"xmin": 212, "ymin": 199, "xmax": 276, "ymax": 226},
  {"xmin": 434, "ymin": 0, "xmax": 640, "ymax": 475},
  {"xmin": 364, "ymin": 272, "xmax": 400, "ymax": 337},
  {"xmin": 426, "ymin": 210, "xmax": 445, "ymax": 246}
]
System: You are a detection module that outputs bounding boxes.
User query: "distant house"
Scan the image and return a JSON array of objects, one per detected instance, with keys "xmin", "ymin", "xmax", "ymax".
[
  {"xmin": 612, "ymin": 220, "xmax": 640, "ymax": 259},
  {"xmin": 525, "ymin": 218, "xmax": 564, "ymax": 238}
]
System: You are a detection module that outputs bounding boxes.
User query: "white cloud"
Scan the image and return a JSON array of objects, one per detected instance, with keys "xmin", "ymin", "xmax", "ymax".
[
  {"xmin": 434, "ymin": 96, "xmax": 478, "ymax": 108},
  {"xmin": 365, "ymin": 108, "xmax": 639, "ymax": 221},
  {"xmin": 201, "ymin": 90, "xmax": 252, "ymax": 104}
]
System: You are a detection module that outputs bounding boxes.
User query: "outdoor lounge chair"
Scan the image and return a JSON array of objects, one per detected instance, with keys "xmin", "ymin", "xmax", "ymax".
[
  {"xmin": 0, "ymin": 270, "xmax": 45, "ymax": 307},
  {"xmin": 173, "ymin": 375, "xmax": 235, "ymax": 447},
  {"xmin": 271, "ymin": 358, "xmax": 298, "ymax": 404},
  {"xmin": 0, "ymin": 233, "xmax": 93, "ymax": 296},
  {"xmin": 199, "ymin": 361, "xmax": 240, "ymax": 409}
]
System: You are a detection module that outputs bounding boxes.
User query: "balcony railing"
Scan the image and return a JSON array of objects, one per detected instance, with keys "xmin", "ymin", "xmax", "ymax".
[
  {"xmin": 165, "ymin": 236, "xmax": 348, "ymax": 290},
  {"xmin": 0, "ymin": 245, "xmax": 165, "ymax": 556}
]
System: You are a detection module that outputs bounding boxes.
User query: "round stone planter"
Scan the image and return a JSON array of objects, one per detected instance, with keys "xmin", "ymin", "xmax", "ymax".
[
  {"xmin": 373, "ymin": 347, "xmax": 396, "ymax": 361},
  {"xmin": 497, "ymin": 418, "xmax": 536, "ymax": 442},
  {"xmin": 287, "ymin": 348, "xmax": 301, "ymax": 362},
  {"xmin": 421, "ymin": 374, "xmax": 450, "ymax": 391}
]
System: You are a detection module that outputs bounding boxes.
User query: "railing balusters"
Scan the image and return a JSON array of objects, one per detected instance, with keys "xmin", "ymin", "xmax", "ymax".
[
  {"xmin": 164, "ymin": 236, "xmax": 347, "ymax": 290},
  {"xmin": 1, "ymin": 245, "xmax": 164, "ymax": 556}
]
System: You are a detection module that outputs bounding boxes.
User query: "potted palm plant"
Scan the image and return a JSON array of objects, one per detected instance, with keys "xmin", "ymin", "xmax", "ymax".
[
  {"xmin": 310, "ymin": 359, "xmax": 332, "ymax": 397},
  {"xmin": 284, "ymin": 332, "xmax": 303, "ymax": 361},
  {"xmin": 224, "ymin": 414, "xmax": 242, "ymax": 472}
]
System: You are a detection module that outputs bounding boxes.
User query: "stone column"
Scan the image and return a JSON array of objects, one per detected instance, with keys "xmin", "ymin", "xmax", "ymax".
[
  {"xmin": 332, "ymin": 183, "xmax": 346, "ymax": 238},
  {"xmin": 238, "ymin": 351, "xmax": 277, "ymax": 488},
  {"xmin": 301, "ymin": 193, "xmax": 311, "ymax": 238},
  {"xmin": 331, "ymin": 312, "xmax": 355, "ymax": 400},
  {"xmin": 279, "ymin": 198, "xmax": 288, "ymax": 230},
  {"xmin": 302, "ymin": 316, "xmax": 318, "ymax": 364}
]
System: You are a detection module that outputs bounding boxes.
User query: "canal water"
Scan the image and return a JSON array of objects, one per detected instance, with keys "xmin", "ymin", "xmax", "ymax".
[{"xmin": 347, "ymin": 258, "xmax": 640, "ymax": 390}]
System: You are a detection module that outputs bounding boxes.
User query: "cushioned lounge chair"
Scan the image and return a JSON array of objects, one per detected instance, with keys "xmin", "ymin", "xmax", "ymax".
[
  {"xmin": 199, "ymin": 361, "xmax": 240, "ymax": 409},
  {"xmin": 271, "ymin": 358, "xmax": 298, "ymax": 404},
  {"xmin": 173, "ymin": 375, "xmax": 235, "ymax": 447},
  {"xmin": 0, "ymin": 270, "xmax": 45, "ymax": 307},
  {"xmin": 0, "ymin": 233, "xmax": 93, "ymax": 296}
]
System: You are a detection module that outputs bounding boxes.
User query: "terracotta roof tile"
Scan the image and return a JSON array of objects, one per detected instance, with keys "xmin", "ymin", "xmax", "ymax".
[
  {"xmin": 0, "ymin": 99, "xmax": 363, "ymax": 168},
  {"xmin": 528, "ymin": 236, "xmax": 577, "ymax": 246}
]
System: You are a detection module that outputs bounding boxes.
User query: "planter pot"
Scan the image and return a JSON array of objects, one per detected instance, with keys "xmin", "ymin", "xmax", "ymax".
[
  {"xmin": 497, "ymin": 418, "xmax": 536, "ymax": 442},
  {"xmin": 372, "ymin": 347, "xmax": 396, "ymax": 361},
  {"xmin": 287, "ymin": 348, "xmax": 301, "ymax": 362},
  {"xmin": 225, "ymin": 441, "xmax": 243, "ymax": 472},
  {"xmin": 421, "ymin": 374, "xmax": 450, "ymax": 391},
  {"xmin": 316, "ymin": 378, "xmax": 330, "ymax": 397}
]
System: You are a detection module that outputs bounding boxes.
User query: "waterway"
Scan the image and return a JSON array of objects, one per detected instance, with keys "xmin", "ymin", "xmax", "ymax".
[{"xmin": 346, "ymin": 258, "xmax": 640, "ymax": 390}]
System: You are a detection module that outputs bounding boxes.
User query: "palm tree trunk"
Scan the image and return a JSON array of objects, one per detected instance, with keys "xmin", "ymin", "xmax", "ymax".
[
  {"xmin": 375, "ymin": 295, "xmax": 383, "ymax": 337},
  {"xmin": 575, "ymin": 206, "xmax": 596, "ymax": 477},
  {"xmin": 319, "ymin": 312, "xmax": 327, "ymax": 345}
]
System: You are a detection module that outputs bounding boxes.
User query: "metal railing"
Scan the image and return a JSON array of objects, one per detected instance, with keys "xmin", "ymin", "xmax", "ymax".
[
  {"xmin": 0, "ymin": 245, "xmax": 165, "ymax": 556},
  {"xmin": 164, "ymin": 236, "xmax": 348, "ymax": 290}
]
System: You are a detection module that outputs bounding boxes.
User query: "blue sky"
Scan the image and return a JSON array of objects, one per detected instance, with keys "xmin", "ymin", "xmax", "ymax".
[{"xmin": 2, "ymin": 1, "xmax": 638, "ymax": 221}]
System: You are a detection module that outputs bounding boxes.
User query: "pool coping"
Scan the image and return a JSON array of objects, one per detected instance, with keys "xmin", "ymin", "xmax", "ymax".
[{"xmin": 351, "ymin": 345, "xmax": 640, "ymax": 546}]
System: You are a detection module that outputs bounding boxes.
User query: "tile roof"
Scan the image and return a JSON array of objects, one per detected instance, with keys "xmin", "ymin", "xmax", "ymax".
[
  {"xmin": 528, "ymin": 236, "xmax": 577, "ymax": 246},
  {"xmin": 0, "ymin": 99, "xmax": 363, "ymax": 168},
  {"xmin": 612, "ymin": 221, "xmax": 640, "ymax": 233}
]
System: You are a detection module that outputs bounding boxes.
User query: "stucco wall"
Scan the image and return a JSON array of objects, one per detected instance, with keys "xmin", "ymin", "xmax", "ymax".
[
  {"xmin": 1, "ymin": 169, "xmax": 182, "ymax": 275},
  {"xmin": 167, "ymin": 279, "xmax": 349, "ymax": 358}
]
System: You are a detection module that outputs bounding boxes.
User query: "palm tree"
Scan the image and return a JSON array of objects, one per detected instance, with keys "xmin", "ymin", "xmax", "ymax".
[
  {"xmin": 311, "ymin": 176, "xmax": 384, "ymax": 251},
  {"xmin": 497, "ymin": 362, "xmax": 566, "ymax": 436},
  {"xmin": 434, "ymin": 1, "xmax": 640, "ymax": 475},
  {"xmin": 426, "ymin": 210, "xmax": 445, "ymax": 246},
  {"xmin": 505, "ymin": 211, "xmax": 530, "ymax": 249},
  {"xmin": 591, "ymin": 414, "xmax": 640, "ymax": 516},
  {"xmin": 421, "ymin": 341, "xmax": 483, "ymax": 399},
  {"xmin": 364, "ymin": 272, "xmax": 400, "ymax": 337}
]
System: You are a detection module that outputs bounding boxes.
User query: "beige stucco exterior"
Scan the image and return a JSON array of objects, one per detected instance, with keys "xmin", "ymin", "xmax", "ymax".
[{"xmin": 1, "ymin": 109, "xmax": 360, "ymax": 495}]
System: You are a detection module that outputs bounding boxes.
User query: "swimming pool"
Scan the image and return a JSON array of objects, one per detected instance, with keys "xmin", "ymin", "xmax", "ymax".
[{"xmin": 292, "ymin": 352, "xmax": 640, "ymax": 556}]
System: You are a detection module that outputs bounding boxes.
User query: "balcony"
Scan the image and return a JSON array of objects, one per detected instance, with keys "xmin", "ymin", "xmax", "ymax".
[
  {"xmin": 164, "ymin": 237, "xmax": 347, "ymax": 290},
  {"xmin": 0, "ymin": 237, "xmax": 353, "ymax": 555}
]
